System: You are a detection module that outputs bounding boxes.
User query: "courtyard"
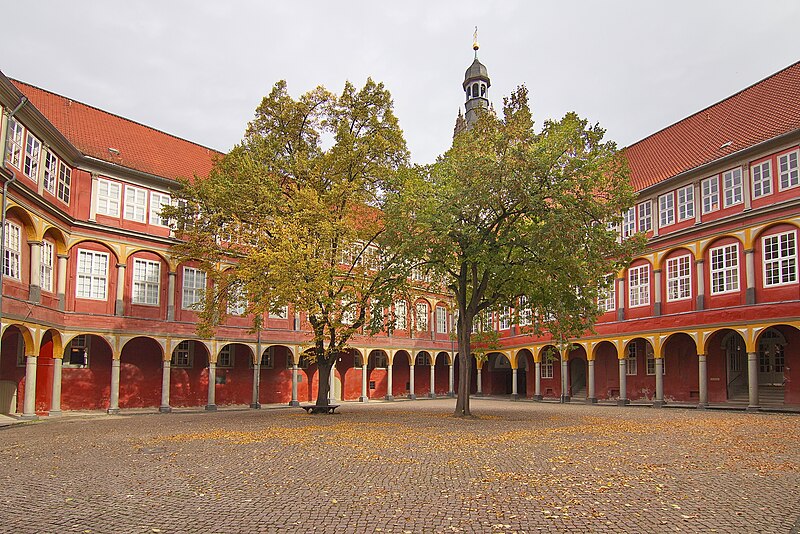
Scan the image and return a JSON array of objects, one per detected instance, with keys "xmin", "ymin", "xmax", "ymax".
[{"xmin": 1, "ymin": 399, "xmax": 799, "ymax": 533}]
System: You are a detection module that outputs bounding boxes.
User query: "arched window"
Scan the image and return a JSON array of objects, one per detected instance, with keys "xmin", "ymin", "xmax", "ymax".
[{"xmin": 481, "ymin": 84, "xmax": 486, "ymax": 97}]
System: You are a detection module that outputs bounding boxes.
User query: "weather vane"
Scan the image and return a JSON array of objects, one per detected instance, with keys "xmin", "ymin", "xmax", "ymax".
[{"xmin": 473, "ymin": 26, "xmax": 480, "ymax": 56}]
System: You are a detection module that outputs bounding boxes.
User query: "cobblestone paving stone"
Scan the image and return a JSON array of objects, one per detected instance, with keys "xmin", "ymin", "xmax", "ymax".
[{"xmin": 0, "ymin": 399, "xmax": 799, "ymax": 533}]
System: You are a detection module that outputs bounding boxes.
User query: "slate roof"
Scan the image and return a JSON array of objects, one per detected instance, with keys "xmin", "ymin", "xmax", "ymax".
[
  {"xmin": 11, "ymin": 80, "xmax": 221, "ymax": 182},
  {"xmin": 624, "ymin": 60, "xmax": 800, "ymax": 192}
]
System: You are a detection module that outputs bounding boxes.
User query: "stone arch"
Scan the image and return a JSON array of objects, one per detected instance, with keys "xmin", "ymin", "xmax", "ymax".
[
  {"xmin": 4, "ymin": 204, "xmax": 37, "ymax": 240},
  {"xmin": 699, "ymin": 234, "xmax": 746, "ymax": 259},
  {"xmin": 41, "ymin": 225, "xmax": 69, "ymax": 255},
  {"xmin": 60, "ymin": 333, "xmax": 114, "ymax": 411},
  {"xmin": 119, "ymin": 336, "xmax": 164, "ymax": 409},
  {"xmin": 392, "ymin": 350, "xmax": 412, "ymax": 398},
  {"xmin": 567, "ymin": 345, "xmax": 588, "ymax": 399},
  {"xmin": 515, "ymin": 349, "xmax": 534, "ymax": 398},
  {"xmin": 591, "ymin": 340, "xmax": 619, "ymax": 401},
  {"xmin": 169, "ymin": 339, "xmax": 210, "ymax": 408},
  {"xmin": 258, "ymin": 344, "xmax": 295, "ymax": 404},
  {"xmin": 660, "ymin": 332, "xmax": 698, "ymax": 403},
  {"xmin": 0, "ymin": 324, "xmax": 34, "ymax": 414},
  {"xmin": 704, "ymin": 328, "xmax": 747, "ymax": 403},
  {"xmin": 214, "ymin": 342, "xmax": 254, "ymax": 406}
]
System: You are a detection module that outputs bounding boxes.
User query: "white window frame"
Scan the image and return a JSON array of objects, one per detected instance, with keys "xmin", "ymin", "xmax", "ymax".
[
  {"xmin": 598, "ymin": 275, "xmax": 615, "ymax": 312},
  {"xmin": 181, "ymin": 266, "xmax": 206, "ymax": 309},
  {"xmin": 124, "ymin": 184, "xmax": 148, "ymax": 223},
  {"xmin": 40, "ymin": 240, "xmax": 54, "ymax": 293},
  {"xmin": 436, "ymin": 306, "xmax": 447, "ymax": 334},
  {"xmin": 722, "ymin": 167, "xmax": 743, "ymax": 208},
  {"xmin": 76, "ymin": 249, "xmax": 109, "ymax": 300},
  {"xmin": 762, "ymin": 231, "xmax": 797, "ymax": 287},
  {"xmin": 646, "ymin": 347, "xmax": 665, "ymax": 376},
  {"xmin": 628, "ymin": 264, "xmax": 650, "ymax": 308},
  {"xmin": 637, "ymin": 201, "xmax": 652, "ymax": 233},
  {"xmin": 23, "ymin": 133, "xmax": 41, "ymax": 182},
  {"xmin": 658, "ymin": 192, "xmax": 674, "ymax": 227},
  {"xmin": 622, "ymin": 207, "xmax": 635, "ymax": 239},
  {"xmin": 751, "ymin": 160, "xmax": 772, "ymax": 199},
  {"xmin": 270, "ymin": 305, "xmax": 288, "ymax": 319},
  {"xmin": 394, "ymin": 300, "xmax": 407, "ymax": 330},
  {"xmin": 518, "ymin": 296, "xmax": 532, "ymax": 326},
  {"xmin": 43, "ymin": 151, "xmax": 58, "ymax": 195},
  {"xmin": 541, "ymin": 360, "xmax": 553, "ymax": 379},
  {"xmin": 64, "ymin": 335, "xmax": 89, "ymax": 368},
  {"xmin": 677, "ymin": 184, "xmax": 694, "ymax": 221},
  {"xmin": 5, "ymin": 118, "xmax": 24, "ymax": 169},
  {"xmin": 132, "ymin": 258, "xmax": 161, "ymax": 306},
  {"xmin": 498, "ymin": 307, "xmax": 510, "ymax": 330},
  {"xmin": 710, "ymin": 243, "xmax": 739, "ymax": 295},
  {"xmin": 666, "ymin": 254, "xmax": 692, "ymax": 302},
  {"xmin": 149, "ymin": 191, "xmax": 172, "ymax": 226},
  {"xmin": 227, "ymin": 286, "xmax": 247, "ymax": 316},
  {"xmin": 57, "ymin": 162, "xmax": 71, "ymax": 205},
  {"xmin": 626, "ymin": 344, "xmax": 638, "ymax": 376},
  {"xmin": 415, "ymin": 302, "xmax": 428, "ymax": 331},
  {"xmin": 171, "ymin": 340, "xmax": 193, "ymax": 368},
  {"xmin": 701, "ymin": 176, "xmax": 719, "ymax": 214},
  {"xmin": 778, "ymin": 150, "xmax": 799, "ymax": 191},
  {"xmin": 96, "ymin": 178, "xmax": 121, "ymax": 217},
  {"xmin": 217, "ymin": 345, "xmax": 234, "ymax": 368},
  {"xmin": 3, "ymin": 221, "xmax": 22, "ymax": 280}
]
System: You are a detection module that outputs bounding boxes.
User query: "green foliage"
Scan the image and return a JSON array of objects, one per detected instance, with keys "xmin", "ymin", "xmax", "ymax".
[
  {"xmin": 384, "ymin": 85, "xmax": 643, "ymax": 415},
  {"xmin": 164, "ymin": 79, "xmax": 410, "ymax": 403}
]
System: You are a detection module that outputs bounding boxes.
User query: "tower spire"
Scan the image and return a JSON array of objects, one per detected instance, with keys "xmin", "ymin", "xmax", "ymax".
[
  {"xmin": 473, "ymin": 26, "xmax": 479, "ymax": 58},
  {"xmin": 462, "ymin": 30, "xmax": 490, "ymax": 129}
]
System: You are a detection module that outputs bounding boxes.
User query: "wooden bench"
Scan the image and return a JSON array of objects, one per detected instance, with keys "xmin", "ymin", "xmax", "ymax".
[{"xmin": 301, "ymin": 404, "xmax": 340, "ymax": 414}]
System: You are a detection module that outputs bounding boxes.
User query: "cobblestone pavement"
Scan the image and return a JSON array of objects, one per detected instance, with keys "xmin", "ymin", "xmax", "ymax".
[{"xmin": 1, "ymin": 399, "xmax": 799, "ymax": 533}]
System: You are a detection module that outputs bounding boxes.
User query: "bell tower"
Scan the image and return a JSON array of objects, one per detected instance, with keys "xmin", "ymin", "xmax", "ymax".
[{"xmin": 462, "ymin": 27, "xmax": 491, "ymax": 128}]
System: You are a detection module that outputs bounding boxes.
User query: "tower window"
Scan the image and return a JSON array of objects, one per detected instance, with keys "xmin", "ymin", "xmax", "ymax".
[
  {"xmin": 472, "ymin": 84, "xmax": 479, "ymax": 98},
  {"xmin": 481, "ymin": 84, "xmax": 486, "ymax": 96}
]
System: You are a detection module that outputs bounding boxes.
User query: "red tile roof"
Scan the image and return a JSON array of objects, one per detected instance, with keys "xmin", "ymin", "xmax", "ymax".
[
  {"xmin": 624, "ymin": 61, "xmax": 800, "ymax": 192},
  {"xmin": 11, "ymin": 80, "xmax": 222, "ymax": 182}
]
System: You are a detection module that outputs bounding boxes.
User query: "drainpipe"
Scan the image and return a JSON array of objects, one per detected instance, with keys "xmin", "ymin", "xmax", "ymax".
[{"xmin": 0, "ymin": 96, "xmax": 28, "ymax": 355}]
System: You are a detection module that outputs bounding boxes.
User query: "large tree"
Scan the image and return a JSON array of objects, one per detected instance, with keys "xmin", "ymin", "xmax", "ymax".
[
  {"xmin": 384, "ymin": 87, "xmax": 641, "ymax": 417},
  {"xmin": 166, "ymin": 79, "xmax": 410, "ymax": 406}
]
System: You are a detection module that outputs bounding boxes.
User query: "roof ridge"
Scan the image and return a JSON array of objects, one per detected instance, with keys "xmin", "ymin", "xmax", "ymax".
[
  {"xmin": 625, "ymin": 59, "xmax": 800, "ymax": 151},
  {"xmin": 10, "ymin": 78, "xmax": 225, "ymax": 156}
]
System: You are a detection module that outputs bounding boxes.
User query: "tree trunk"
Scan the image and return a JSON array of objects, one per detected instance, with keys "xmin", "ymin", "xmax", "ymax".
[
  {"xmin": 316, "ymin": 357, "xmax": 332, "ymax": 407},
  {"xmin": 454, "ymin": 314, "xmax": 472, "ymax": 417}
]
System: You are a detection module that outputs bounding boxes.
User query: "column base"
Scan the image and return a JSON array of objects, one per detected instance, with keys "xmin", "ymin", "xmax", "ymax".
[
  {"xmin": 48, "ymin": 410, "xmax": 63, "ymax": 417},
  {"xmin": 106, "ymin": 408, "xmax": 120, "ymax": 415},
  {"xmin": 408, "ymin": 394, "xmax": 416, "ymax": 400},
  {"xmin": 560, "ymin": 395, "xmax": 570, "ymax": 404},
  {"xmin": 20, "ymin": 414, "xmax": 38, "ymax": 421},
  {"xmin": 511, "ymin": 394, "xmax": 519, "ymax": 401},
  {"xmin": 617, "ymin": 399, "xmax": 630, "ymax": 406},
  {"xmin": 474, "ymin": 392, "xmax": 483, "ymax": 397},
  {"xmin": 205, "ymin": 404, "xmax": 217, "ymax": 412},
  {"xmin": 746, "ymin": 405, "xmax": 761, "ymax": 412},
  {"xmin": 385, "ymin": 395, "xmax": 394, "ymax": 401},
  {"xmin": 652, "ymin": 400, "xmax": 665, "ymax": 408},
  {"xmin": 447, "ymin": 391, "xmax": 455, "ymax": 398},
  {"xmin": 428, "ymin": 393, "xmax": 436, "ymax": 399},
  {"xmin": 533, "ymin": 394, "xmax": 542, "ymax": 401},
  {"xmin": 250, "ymin": 402, "xmax": 262, "ymax": 409},
  {"xmin": 159, "ymin": 406, "xmax": 172, "ymax": 413},
  {"xmin": 586, "ymin": 397, "xmax": 597, "ymax": 404},
  {"xmin": 359, "ymin": 396, "xmax": 369, "ymax": 403},
  {"xmin": 696, "ymin": 402, "xmax": 707, "ymax": 410},
  {"xmin": 288, "ymin": 400, "xmax": 300, "ymax": 407}
]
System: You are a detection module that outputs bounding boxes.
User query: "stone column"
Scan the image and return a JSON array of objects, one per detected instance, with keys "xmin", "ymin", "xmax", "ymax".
[
  {"xmin": 616, "ymin": 276, "xmax": 625, "ymax": 322},
  {"xmin": 328, "ymin": 365, "xmax": 335, "ymax": 404},
  {"xmin": 429, "ymin": 362, "xmax": 436, "ymax": 398},
  {"xmin": 695, "ymin": 259, "xmax": 705, "ymax": 311},
  {"xmin": 56, "ymin": 253, "xmax": 68, "ymax": 311},
  {"xmin": 360, "ymin": 362, "xmax": 368, "ymax": 402},
  {"xmin": 653, "ymin": 269, "xmax": 662, "ymax": 316},
  {"xmin": 159, "ymin": 359, "xmax": 172, "ymax": 413},
  {"xmin": 250, "ymin": 359, "xmax": 261, "ymax": 409},
  {"xmin": 476, "ymin": 365, "xmax": 483, "ymax": 395},
  {"xmin": 290, "ymin": 364, "xmax": 299, "ymax": 406},
  {"xmin": 587, "ymin": 359, "xmax": 597, "ymax": 404},
  {"xmin": 654, "ymin": 357, "xmax": 664, "ymax": 408},
  {"xmin": 747, "ymin": 352, "xmax": 759, "ymax": 411},
  {"xmin": 21, "ymin": 355, "xmax": 37, "ymax": 419},
  {"xmin": 408, "ymin": 364, "xmax": 416, "ymax": 399},
  {"xmin": 50, "ymin": 357, "xmax": 63, "ymax": 416},
  {"xmin": 448, "ymin": 363, "xmax": 455, "ymax": 397},
  {"xmin": 28, "ymin": 240, "xmax": 42, "ymax": 303},
  {"xmin": 386, "ymin": 364, "xmax": 394, "ymax": 401},
  {"xmin": 534, "ymin": 361, "xmax": 542, "ymax": 400},
  {"xmin": 108, "ymin": 358, "xmax": 120, "ymax": 414},
  {"xmin": 167, "ymin": 271, "xmax": 176, "ymax": 321},
  {"xmin": 698, "ymin": 354, "xmax": 708, "ymax": 408},
  {"xmin": 511, "ymin": 368, "xmax": 518, "ymax": 400},
  {"xmin": 618, "ymin": 357, "xmax": 629, "ymax": 405},
  {"xmin": 745, "ymin": 249, "xmax": 756, "ymax": 305},
  {"xmin": 206, "ymin": 362, "xmax": 217, "ymax": 411},
  {"xmin": 560, "ymin": 358, "xmax": 570, "ymax": 403},
  {"xmin": 115, "ymin": 263, "xmax": 126, "ymax": 316}
]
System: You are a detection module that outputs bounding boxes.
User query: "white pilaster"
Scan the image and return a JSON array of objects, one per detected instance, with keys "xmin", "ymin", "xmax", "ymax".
[
  {"xmin": 206, "ymin": 362, "xmax": 217, "ymax": 411},
  {"xmin": 618, "ymin": 357, "xmax": 628, "ymax": 405},
  {"xmin": 50, "ymin": 357, "xmax": 63, "ymax": 416},
  {"xmin": 159, "ymin": 360, "xmax": 171, "ymax": 413},
  {"xmin": 290, "ymin": 364, "xmax": 299, "ymax": 406},
  {"xmin": 21, "ymin": 355, "xmax": 37, "ymax": 419},
  {"xmin": 587, "ymin": 359, "xmax": 596, "ymax": 403},
  {"xmin": 167, "ymin": 271, "xmax": 176, "ymax": 321},
  {"xmin": 654, "ymin": 357, "xmax": 664, "ymax": 407},
  {"xmin": 747, "ymin": 352, "xmax": 759, "ymax": 411},
  {"xmin": 698, "ymin": 354, "xmax": 708, "ymax": 407},
  {"xmin": 534, "ymin": 361, "xmax": 542, "ymax": 400},
  {"xmin": 429, "ymin": 361, "xmax": 436, "ymax": 398},
  {"xmin": 409, "ymin": 364, "xmax": 416, "ymax": 399},
  {"xmin": 28, "ymin": 240, "xmax": 42, "ymax": 303},
  {"xmin": 386, "ymin": 364, "xmax": 393, "ymax": 400},
  {"xmin": 511, "ymin": 368, "xmax": 518, "ymax": 399},
  {"xmin": 108, "ymin": 358, "xmax": 120, "ymax": 414},
  {"xmin": 56, "ymin": 254, "xmax": 68, "ymax": 311},
  {"xmin": 360, "ymin": 362, "xmax": 368, "ymax": 402}
]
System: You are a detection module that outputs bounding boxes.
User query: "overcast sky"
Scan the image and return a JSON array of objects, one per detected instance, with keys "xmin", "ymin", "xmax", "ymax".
[{"xmin": 5, "ymin": 1, "xmax": 799, "ymax": 164}]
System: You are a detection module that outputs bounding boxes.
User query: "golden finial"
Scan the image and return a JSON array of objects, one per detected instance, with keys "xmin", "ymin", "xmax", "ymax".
[{"xmin": 473, "ymin": 26, "xmax": 479, "ymax": 52}]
